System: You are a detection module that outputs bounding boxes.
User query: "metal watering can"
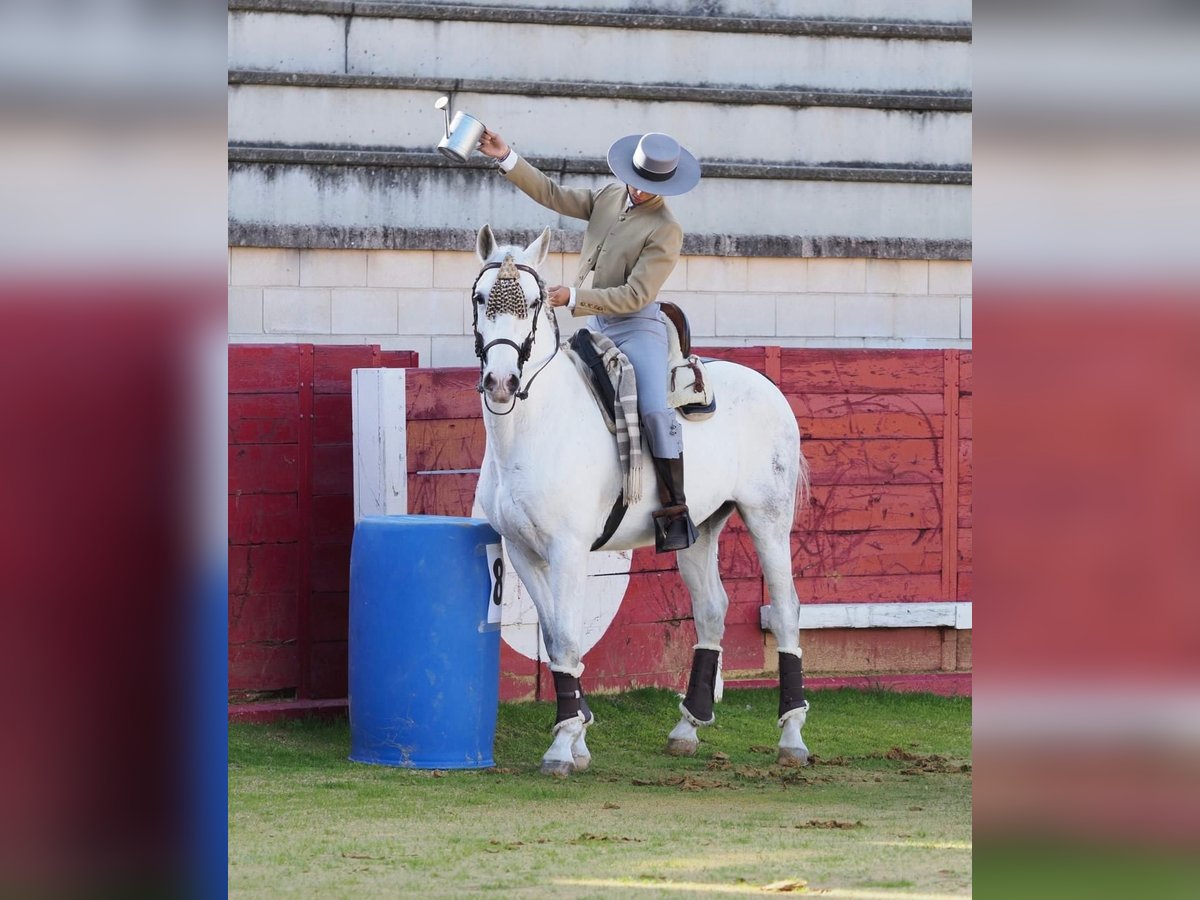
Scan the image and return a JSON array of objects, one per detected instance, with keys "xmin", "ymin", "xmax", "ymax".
[{"xmin": 435, "ymin": 96, "xmax": 486, "ymax": 163}]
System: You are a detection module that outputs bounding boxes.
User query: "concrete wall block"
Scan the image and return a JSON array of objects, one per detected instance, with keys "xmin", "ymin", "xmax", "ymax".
[
  {"xmin": 835, "ymin": 294, "xmax": 894, "ymax": 337},
  {"xmin": 228, "ymin": 287, "xmax": 264, "ymax": 334},
  {"xmin": 930, "ymin": 260, "xmax": 973, "ymax": 295},
  {"xmin": 229, "ymin": 85, "xmax": 971, "ymax": 168},
  {"xmin": 229, "ymin": 166, "xmax": 971, "ymax": 243},
  {"xmin": 661, "ymin": 258, "xmax": 687, "ymax": 292},
  {"xmin": 960, "ymin": 297, "xmax": 972, "ymax": 339},
  {"xmin": 715, "ymin": 293, "xmax": 775, "ymax": 337},
  {"xmin": 776, "ymin": 293, "xmax": 837, "ymax": 337},
  {"xmin": 658, "ymin": 291, "xmax": 715, "ymax": 337},
  {"xmin": 263, "ymin": 288, "xmax": 332, "ymax": 334},
  {"xmin": 347, "ymin": 17, "xmax": 970, "ymax": 94},
  {"xmin": 433, "ymin": 251, "xmax": 485, "ymax": 289},
  {"xmin": 866, "ymin": 259, "xmax": 929, "ymax": 294},
  {"xmin": 300, "ymin": 250, "xmax": 367, "ymax": 287},
  {"xmin": 894, "ymin": 296, "xmax": 961, "ymax": 339},
  {"xmin": 431, "ymin": 336, "xmax": 479, "ymax": 368},
  {"xmin": 377, "ymin": 335, "xmax": 432, "ymax": 365},
  {"xmin": 687, "ymin": 257, "xmax": 748, "ymax": 292},
  {"xmin": 808, "ymin": 259, "xmax": 867, "ymax": 294},
  {"xmin": 426, "ymin": 0, "xmax": 972, "ymax": 21},
  {"xmin": 748, "ymin": 258, "xmax": 808, "ymax": 293},
  {"xmin": 230, "ymin": 248, "xmax": 299, "ymax": 287},
  {"xmin": 367, "ymin": 251, "xmax": 433, "ymax": 288},
  {"xmin": 332, "ymin": 289, "xmax": 399, "ymax": 335},
  {"xmin": 228, "ymin": 12, "xmax": 345, "ymax": 74},
  {"xmin": 398, "ymin": 289, "xmax": 469, "ymax": 335}
]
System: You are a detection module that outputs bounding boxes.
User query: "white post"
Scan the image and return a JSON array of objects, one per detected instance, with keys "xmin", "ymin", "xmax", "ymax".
[{"xmin": 351, "ymin": 368, "xmax": 408, "ymax": 522}]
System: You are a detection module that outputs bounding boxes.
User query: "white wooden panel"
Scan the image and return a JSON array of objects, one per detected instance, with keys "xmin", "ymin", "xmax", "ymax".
[{"xmin": 351, "ymin": 367, "xmax": 407, "ymax": 522}]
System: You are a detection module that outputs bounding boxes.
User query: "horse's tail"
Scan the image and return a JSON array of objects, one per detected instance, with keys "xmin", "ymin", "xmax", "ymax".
[{"xmin": 795, "ymin": 441, "xmax": 811, "ymax": 515}]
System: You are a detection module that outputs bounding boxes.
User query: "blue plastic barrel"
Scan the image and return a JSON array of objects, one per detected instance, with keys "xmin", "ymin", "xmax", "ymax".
[{"xmin": 348, "ymin": 515, "xmax": 502, "ymax": 768}]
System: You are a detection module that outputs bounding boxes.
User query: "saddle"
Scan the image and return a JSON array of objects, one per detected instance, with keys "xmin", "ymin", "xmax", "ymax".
[
  {"xmin": 660, "ymin": 302, "xmax": 716, "ymax": 421},
  {"xmin": 567, "ymin": 303, "xmax": 716, "ymax": 429}
]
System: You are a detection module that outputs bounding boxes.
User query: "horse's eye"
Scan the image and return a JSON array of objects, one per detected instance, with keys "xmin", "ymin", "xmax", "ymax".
[{"xmin": 473, "ymin": 293, "xmax": 485, "ymax": 305}]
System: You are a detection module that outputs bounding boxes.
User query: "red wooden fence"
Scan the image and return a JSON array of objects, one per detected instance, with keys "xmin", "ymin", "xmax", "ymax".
[
  {"xmin": 229, "ymin": 345, "xmax": 418, "ymax": 702},
  {"xmin": 406, "ymin": 348, "xmax": 973, "ymax": 701},
  {"xmin": 229, "ymin": 344, "xmax": 971, "ymax": 708}
]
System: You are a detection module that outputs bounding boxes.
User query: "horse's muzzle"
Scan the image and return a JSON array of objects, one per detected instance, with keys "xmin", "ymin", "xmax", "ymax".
[{"xmin": 481, "ymin": 371, "xmax": 520, "ymax": 404}]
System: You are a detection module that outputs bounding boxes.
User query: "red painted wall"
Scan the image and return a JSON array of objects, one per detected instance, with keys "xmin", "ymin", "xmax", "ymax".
[
  {"xmin": 229, "ymin": 345, "xmax": 418, "ymax": 702},
  {"xmin": 228, "ymin": 345, "xmax": 972, "ymax": 706}
]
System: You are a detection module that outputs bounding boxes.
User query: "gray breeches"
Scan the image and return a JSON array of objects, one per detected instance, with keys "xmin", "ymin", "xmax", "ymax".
[{"xmin": 591, "ymin": 304, "xmax": 683, "ymax": 459}]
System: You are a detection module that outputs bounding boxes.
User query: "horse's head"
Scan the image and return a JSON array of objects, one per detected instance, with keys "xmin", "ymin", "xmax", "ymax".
[{"xmin": 472, "ymin": 224, "xmax": 552, "ymax": 407}]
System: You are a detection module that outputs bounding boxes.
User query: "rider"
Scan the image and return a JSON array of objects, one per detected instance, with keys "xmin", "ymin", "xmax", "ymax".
[{"xmin": 478, "ymin": 127, "xmax": 702, "ymax": 552}]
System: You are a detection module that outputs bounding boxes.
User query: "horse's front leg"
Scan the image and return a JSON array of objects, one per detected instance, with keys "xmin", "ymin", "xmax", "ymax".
[{"xmin": 505, "ymin": 538, "xmax": 592, "ymax": 776}]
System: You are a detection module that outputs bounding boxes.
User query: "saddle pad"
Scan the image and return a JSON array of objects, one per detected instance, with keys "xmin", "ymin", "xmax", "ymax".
[{"xmin": 567, "ymin": 329, "xmax": 617, "ymax": 428}]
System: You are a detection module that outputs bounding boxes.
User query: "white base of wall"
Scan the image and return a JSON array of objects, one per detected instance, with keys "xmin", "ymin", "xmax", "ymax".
[{"xmin": 762, "ymin": 601, "xmax": 972, "ymax": 631}]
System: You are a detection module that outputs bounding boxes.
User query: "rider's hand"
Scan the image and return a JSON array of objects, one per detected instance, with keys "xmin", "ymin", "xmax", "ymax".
[
  {"xmin": 478, "ymin": 129, "xmax": 511, "ymax": 160},
  {"xmin": 547, "ymin": 285, "xmax": 571, "ymax": 308}
]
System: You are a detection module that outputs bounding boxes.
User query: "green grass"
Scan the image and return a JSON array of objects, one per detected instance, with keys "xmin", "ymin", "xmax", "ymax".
[
  {"xmin": 230, "ymin": 688, "xmax": 971, "ymax": 898},
  {"xmin": 974, "ymin": 840, "xmax": 1200, "ymax": 900}
]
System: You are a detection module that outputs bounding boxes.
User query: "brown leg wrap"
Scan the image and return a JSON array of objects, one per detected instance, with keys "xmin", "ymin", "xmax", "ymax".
[
  {"xmin": 778, "ymin": 652, "xmax": 807, "ymax": 720},
  {"xmin": 552, "ymin": 671, "xmax": 593, "ymax": 726},
  {"xmin": 682, "ymin": 648, "xmax": 720, "ymax": 724}
]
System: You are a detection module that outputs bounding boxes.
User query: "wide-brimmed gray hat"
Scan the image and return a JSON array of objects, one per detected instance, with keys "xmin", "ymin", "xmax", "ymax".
[{"xmin": 607, "ymin": 132, "xmax": 701, "ymax": 197}]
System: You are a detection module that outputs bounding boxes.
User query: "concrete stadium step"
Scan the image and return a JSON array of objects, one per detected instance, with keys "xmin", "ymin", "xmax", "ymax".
[
  {"xmin": 227, "ymin": 155, "xmax": 970, "ymax": 250},
  {"xmin": 227, "ymin": 79, "xmax": 971, "ymax": 168},
  {"xmin": 229, "ymin": 3, "xmax": 970, "ymax": 94},
  {"xmin": 230, "ymin": 71, "xmax": 971, "ymax": 112},
  {"xmin": 348, "ymin": 0, "xmax": 971, "ymax": 26}
]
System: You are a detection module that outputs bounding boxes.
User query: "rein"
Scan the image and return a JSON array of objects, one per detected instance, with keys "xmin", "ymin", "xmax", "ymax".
[{"xmin": 471, "ymin": 259, "xmax": 561, "ymax": 415}]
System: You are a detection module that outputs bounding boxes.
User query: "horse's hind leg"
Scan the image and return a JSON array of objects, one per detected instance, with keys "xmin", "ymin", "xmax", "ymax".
[
  {"xmin": 740, "ymin": 502, "xmax": 810, "ymax": 767},
  {"xmin": 667, "ymin": 503, "xmax": 736, "ymax": 756}
]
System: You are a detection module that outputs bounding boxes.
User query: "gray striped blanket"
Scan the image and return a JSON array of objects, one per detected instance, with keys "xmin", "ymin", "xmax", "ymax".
[{"xmin": 564, "ymin": 332, "xmax": 643, "ymax": 504}]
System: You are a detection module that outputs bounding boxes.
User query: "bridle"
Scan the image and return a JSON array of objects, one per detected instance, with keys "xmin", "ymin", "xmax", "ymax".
[{"xmin": 470, "ymin": 258, "xmax": 561, "ymax": 415}]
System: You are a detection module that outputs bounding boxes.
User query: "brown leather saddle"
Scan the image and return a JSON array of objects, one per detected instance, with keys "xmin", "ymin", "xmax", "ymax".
[
  {"xmin": 660, "ymin": 301, "xmax": 716, "ymax": 421},
  {"xmin": 660, "ymin": 301, "xmax": 692, "ymax": 356}
]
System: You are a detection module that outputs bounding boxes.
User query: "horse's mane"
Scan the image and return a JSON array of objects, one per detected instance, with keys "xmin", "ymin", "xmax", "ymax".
[{"xmin": 483, "ymin": 245, "xmax": 529, "ymax": 267}]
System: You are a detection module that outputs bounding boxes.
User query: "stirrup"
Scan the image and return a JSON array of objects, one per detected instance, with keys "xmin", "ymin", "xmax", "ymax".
[{"xmin": 652, "ymin": 504, "xmax": 698, "ymax": 552}]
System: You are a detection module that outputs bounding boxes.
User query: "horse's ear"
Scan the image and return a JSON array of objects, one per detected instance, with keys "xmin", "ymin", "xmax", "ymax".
[
  {"xmin": 523, "ymin": 227, "xmax": 551, "ymax": 270},
  {"xmin": 476, "ymin": 225, "xmax": 496, "ymax": 262}
]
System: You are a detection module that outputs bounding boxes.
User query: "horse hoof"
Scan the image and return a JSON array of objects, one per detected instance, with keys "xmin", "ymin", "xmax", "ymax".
[
  {"xmin": 777, "ymin": 747, "xmax": 810, "ymax": 768},
  {"xmin": 572, "ymin": 754, "xmax": 591, "ymax": 772},
  {"xmin": 540, "ymin": 759, "xmax": 574, "ymax": 777},
  {"xmin": 665, "ymin": 738, "xmax": 699, "ymax": 757}
]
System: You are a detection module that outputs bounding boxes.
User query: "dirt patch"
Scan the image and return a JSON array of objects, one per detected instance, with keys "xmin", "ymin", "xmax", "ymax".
[
  {"xmin": 902, "ymin": 759, "xmax": 972, "ymax": 775},
  {"xmin": 631, "ymin": 775, "xmax": 729, "ymax": 791},
  {"xmin": 871, "ymin": 746, "xmax": 972, "ymax": 774},
  {"xmin": 809, "ymin": 754, "xmax": 850, "ymax": 766},
  {"xmin": 791, "ymin": 819, "xmax": 863, "ymax": 830},
  {"xmin": 884, "ymin": 746, "xmax": 927, "ymax": 762},
  {"xmin": 568, "ymin": 833, "xmax": 644, "ymax": 844},
  {"xmin": 762, "ymin": 878, "xmax": 808, "ymax": 892}
]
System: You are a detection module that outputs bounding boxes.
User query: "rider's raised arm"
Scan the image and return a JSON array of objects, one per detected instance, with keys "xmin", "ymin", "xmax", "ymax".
[{"xmin": 502, "ymin": 156, "xmax": 597, "ymax": 221}]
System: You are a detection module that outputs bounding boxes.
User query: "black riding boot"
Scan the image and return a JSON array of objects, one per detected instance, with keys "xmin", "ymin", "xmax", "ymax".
[{"xmin": 651, "ymin": 454, "xmax": 698, "ymax": 552}]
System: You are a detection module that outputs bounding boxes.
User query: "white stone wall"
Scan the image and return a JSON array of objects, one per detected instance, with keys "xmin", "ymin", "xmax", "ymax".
[{"xmin": 229, "ymin": 248, "xmax": 971, "ymax": 364}]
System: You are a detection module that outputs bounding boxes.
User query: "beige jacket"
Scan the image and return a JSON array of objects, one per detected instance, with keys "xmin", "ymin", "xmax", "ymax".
[{"xmin": 503, "ymin": 157, "xmax": 684, "ymax": 317}]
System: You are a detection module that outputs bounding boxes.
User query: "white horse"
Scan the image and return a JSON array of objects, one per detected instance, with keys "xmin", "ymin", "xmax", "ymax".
[{"xmin": 471, "ymin": 226, "xmax": 811, "ymax": 776}]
